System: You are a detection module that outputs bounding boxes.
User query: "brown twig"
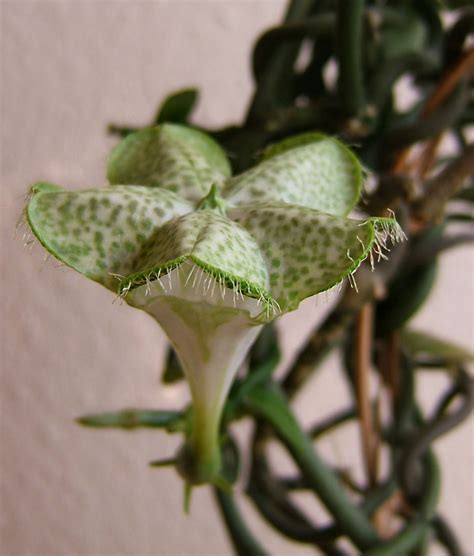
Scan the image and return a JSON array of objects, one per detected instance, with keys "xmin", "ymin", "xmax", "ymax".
[
  {"xmin": 422, "ymin": 48, "xmax": 474, "ymax": 116},
  {"xmin": 381, "ymin": 332, "xmax": 401, "ymax": 407},
  {"xmin": 412, "ymin": 144, "xmax": 474, "ymax": 223},
  {"xmin": 417, "ymin": 133, "xmax": 444, "ymax": 178},
  {"xmin": 354, "ymin": 303, "xmax": 379, "ymax": 487},
  {"xmin": 391, "ymin": 48, "xmax": 474, "ymax": 176}
]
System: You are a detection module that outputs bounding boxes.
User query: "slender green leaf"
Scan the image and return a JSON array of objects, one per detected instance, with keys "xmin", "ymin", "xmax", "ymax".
[{"xmin": 401, "ymin": 328, "xmax": 474, "ymax": 364}]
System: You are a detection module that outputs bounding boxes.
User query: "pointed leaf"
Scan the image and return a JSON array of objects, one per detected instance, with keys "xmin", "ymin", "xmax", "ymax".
[
  {"xmin": 224, "ymin": 135, "xmax": 362, "ymax": 216},
  {"xmin": 154, "ymin": 88, "xmax": 199, "ymax": 125},
  {"xmin": 26, "ymin": 182, "xmax": 193, "ymax": 290},
  {"xmin": 230, "ymin": 204, "xmax": 404, "ymax": 313},
  {"xmin": 107, "ymin": 124, "xmax": 231, "ymax": 201}
]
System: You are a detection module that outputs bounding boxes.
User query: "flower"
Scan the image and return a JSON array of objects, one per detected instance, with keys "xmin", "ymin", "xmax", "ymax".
[{"xmin": 25, "ymin": 124, "xmax": 404, "ymax": 484}]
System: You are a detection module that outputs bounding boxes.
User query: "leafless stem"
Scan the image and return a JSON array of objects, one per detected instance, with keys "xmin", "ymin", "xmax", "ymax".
[
  {"xmin": 412, "ymin": 144, "xmax": 474, "ymax": 223},
  {"xmin": 355, "ymin": 303, "xmax": 379, "ymax": 487},
  {"xmin": 391, "ymin": 48, "xmax": 474, "ymax": 176}
]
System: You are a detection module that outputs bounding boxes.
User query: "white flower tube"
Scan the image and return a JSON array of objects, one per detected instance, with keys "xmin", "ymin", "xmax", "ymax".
[{"xmin": 128, "ymin": 262, "xmax": 263, "ymax": 483}]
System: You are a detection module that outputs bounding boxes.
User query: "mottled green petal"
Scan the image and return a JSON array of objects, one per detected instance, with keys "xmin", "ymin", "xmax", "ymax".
[
  {"xmin": 26, "ymin": 182, "xmax": 193, "ymax": 290},
  {"xmin": 230, "ymin": 204, "xmax": 404, "ymax": 313},
  {"xmin": 224, "ymin": 135, "xmax": 362, "ymax": 216},
  {"xmin": 260, "ymin": 132, "xmax": 328, "ymax": 160},
  {"xmin": 120, "ymin": 210, "xmax": 273, "ymax": 310},
  {"xmin": 107, "ymin": 124, "xmax": 231, "ymax": 202}
]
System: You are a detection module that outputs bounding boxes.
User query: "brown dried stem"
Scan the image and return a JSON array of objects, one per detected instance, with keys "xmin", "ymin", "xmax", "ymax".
[
  {"xmin": 391, "ymin": 48, "xmax": 474, "ymax": 177},
  {"xmin": 354, "ymin": 303, "xmax": 379, "ymax": 488},
  {"xmin": 412, "ymin": 144, "xmax": 474, "ymax": 223}
]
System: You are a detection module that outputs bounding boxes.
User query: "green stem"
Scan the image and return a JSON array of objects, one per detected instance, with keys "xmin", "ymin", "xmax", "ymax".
[
  {"xmin": 284, "ymin": 0, "xmax": 315, "ymax": 22},
  {"xmin": 243, "ymin": 383, "xmax": 379, "ymax": 551},
  {"xmin": 364, "ymin": 522, "xmax": 429, "ymax": 556},
  {"xmin": 213, "ymin": 488, "xmax": 269, "ymax": 556},
  {"xmin": 245, "ymin": 0, "xmax": 315, "ymax": 124},
  {"xmin": 432, "ymin": 515, "xmax": 464, "ymax": 556},
  {"xmin": 364, "ymin": 452, "xmax": 440, "ymax": 556},
  {"xmin": 192, "ymin": 403, "xmax": 222, "ymax": 482},
  {"xmin": 309, "ymin": 407, "xmax": 357, "ymax": 439},
  {"xmin": 337, "ymin": 0, "xmax": 366, "ymax": 117},
  {"xmin": 247, "ymin": 431, "xmax": 345, "ymax": 554},
  {"xmin": 177, "ymin": 403, "xmax": 222, "ymax": 485}
]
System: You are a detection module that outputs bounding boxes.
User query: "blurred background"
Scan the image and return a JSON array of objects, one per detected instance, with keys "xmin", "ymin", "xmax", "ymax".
[{"xmin": 1, "ymin": 1, "xmax": 472, "ymax": 554}]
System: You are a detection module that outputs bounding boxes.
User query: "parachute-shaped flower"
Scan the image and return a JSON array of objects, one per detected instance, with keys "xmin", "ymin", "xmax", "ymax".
[{"xmin": 26, "ymin": 124, "xmax": 404, "ymax": 484}]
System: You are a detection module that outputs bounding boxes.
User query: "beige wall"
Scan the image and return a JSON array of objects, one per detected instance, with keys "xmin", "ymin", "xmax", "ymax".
[{"xmin": 1, "ymin": 2, "xmax": 472, "ymax": 555}]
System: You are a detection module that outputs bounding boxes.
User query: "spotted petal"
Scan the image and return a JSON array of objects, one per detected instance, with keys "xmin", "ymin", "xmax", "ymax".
[
  {"xmin": 229, "ymin": 203, "xmax": 404, "ymax": 313},
  {"xmin": 107, "ymin": 124, "xmax": 232, "ymax": 202},
  {"xmin": 224, "ymin": 134, "xmax": 362, "ymax": 216},
  {"xmin": 26, "ymin": 182, "xmax": 193, "ymax": 290},
  {"xmin": 119, "ymin": 210, "xmax": 273, "ymax": 312}
]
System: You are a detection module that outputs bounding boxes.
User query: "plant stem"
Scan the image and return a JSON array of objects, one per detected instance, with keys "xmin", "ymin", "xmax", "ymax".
[
  {"xmin": 308, "ymin": 406, "xmax": 357, "ymax": 439},
  {"xmin": 337, "ymin": 0, "xmax": 366, "ymax": 117},
  {"xmin": 243, "ymin": 384, "xmax": 379, "ymax": 551},
  {"xmin": 189, "ymin": 402, "xmax": 222, "ymax": 483},
  {"xmin": 247, "ymin": 428, "xmax": 347, "ymax": 555},
  {"xmin": 283, "ymin": 0, "xmax": 315, "ymax": 22},
  {"xmin": 364, "ymin": 452, "xmax": 440, "ymax": 556},
  {"xmin": 213, "ymin": 488, "xmax": 269, "ymax": 556},
  {"xmin": 412, "ymin": 145, "xmax": 474, "ymax": 223},
  {"xmin": 391, "ymin": 48, "xmax": 474, "ymax": 175},
  {"xmin": 432, "ymin": 515, "xmax": 464, "ymax": 556},
  {"xmin": 245, "ymin": 0, "xmax": 315, "ymax": 124},
  {"xmin": 355, "ymin": 302, "xmax": 379, "ymax": 486}
]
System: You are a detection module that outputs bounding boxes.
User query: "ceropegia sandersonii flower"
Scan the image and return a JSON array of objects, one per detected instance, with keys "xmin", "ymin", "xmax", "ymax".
[{"xmin": 24, "ymin": 124, "xmax": 405, "ymax": 484}]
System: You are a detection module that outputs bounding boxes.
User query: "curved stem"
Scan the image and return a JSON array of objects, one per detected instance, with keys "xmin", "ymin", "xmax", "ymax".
[
  {"xmin": 308, "ymin": 406, "xmax": 357, "ymax": 439},
  {"xmin": 364, "ymin": 452, "xmax": 440, "ymax": 556},
  {"xmin": 284, "ymin": 0, "xmax": 315, "ymax": 23},
  {"xmin": 247, "ymin": 426, "xmax": 347, "ymax": 554},
  {"xmin": 213, "ymin": 488, "xmax": 269, "ymax": 556},
  {"xmin": 432, "ymin": 515, "xmax": 464, "ymax": 556},
  {"xmin": 243, "ymin": 383, "xmax": 379, "ymax": 550}
]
